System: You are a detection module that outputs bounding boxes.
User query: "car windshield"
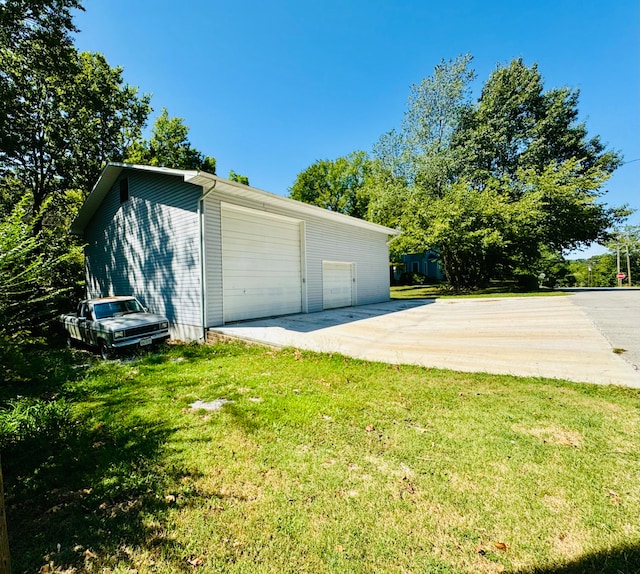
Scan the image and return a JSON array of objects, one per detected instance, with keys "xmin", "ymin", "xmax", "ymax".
[{"xmin": 94, "ymin": 299, "xmax": 144, "ymax": 319}]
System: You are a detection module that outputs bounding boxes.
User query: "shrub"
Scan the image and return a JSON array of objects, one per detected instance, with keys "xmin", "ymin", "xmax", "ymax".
[
  {"xmin": 0, "ymin": 398, "xmax": 78, "ymax": 453},
  {"xmin": 399, "ymin": 271, "xmax": 429, "ymax": 286}
]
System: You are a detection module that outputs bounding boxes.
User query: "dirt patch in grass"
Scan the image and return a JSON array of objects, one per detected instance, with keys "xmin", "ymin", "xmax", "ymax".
[{"xmin": 514, "ymin": 424, "xmax": 583, "ymax": 447}]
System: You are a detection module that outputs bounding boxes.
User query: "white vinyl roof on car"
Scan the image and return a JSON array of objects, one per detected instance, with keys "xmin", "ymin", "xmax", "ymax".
[{"xmin": 70, "ymin": 162, "xmax": 399, "ymax": 237}]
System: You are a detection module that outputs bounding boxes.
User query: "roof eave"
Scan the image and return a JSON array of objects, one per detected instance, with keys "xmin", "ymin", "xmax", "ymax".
[
  {"xmin": 70, "ymin": 162, "xmax": 399, "ymax": 237},
  {"xmin": 185, "ymin": 172, "xmax": 399, "ymax": 236},
  {"xmin": 69, "ymin": 162, "xmax": 200, "ymax": 235}
]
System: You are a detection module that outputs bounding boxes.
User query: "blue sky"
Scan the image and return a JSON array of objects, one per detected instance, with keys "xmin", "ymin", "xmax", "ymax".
[{"xmin": 73, "ymin": 0, "xmax": 639, "ymax": 255}]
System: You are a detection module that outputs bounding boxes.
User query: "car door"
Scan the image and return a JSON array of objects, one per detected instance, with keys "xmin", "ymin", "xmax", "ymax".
[{"xmin": 78, "ymin": 302, "xmax": 93, "ymax": 344}]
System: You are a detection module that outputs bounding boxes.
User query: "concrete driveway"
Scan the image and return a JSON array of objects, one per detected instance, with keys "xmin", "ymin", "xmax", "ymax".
[{"xmin": 212, "ymin": 292, "xmax": 640, "ymax": 388}]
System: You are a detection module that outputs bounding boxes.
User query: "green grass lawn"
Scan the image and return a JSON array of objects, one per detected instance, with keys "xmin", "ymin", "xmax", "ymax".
[
  {"xmin": 391, "ymin": 284, "xmax": 568, "ymax": 300},
  {"xmin": 3, "ymin": 343, "xmax": 640, "ymax": 573}
]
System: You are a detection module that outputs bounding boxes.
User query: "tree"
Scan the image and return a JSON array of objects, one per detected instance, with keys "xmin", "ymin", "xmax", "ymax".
[
  {"xmin": 0, "ymin": 1, "xmax": 151, "ymax": 217},
  {"xmin": 0, "ymin": 0, "xmax": 81, "ymax": 49},
  {"xmin": 367, "ymin": 55, "xmax": 483, "ymax": 285},
  {"xmin": 0, "ymin": 193, "xmax": 84, "ymax": 338},
  {"xmin": 368, "ymin": 56, "xmax": 627, "ymax": 289},
  {"xmin": 371, "ymin": 54, "xmax": 475, "ymax": 197},
  {"xmin": 125, "ymin": 108, "xmax": 216, "ymax": 172},
  {"xmin": 63, "ymin": 52, "xmax": 152, "ymax": 191},
  {"xmin": 448, "ymin": 59, "xmax": 626, "ymax": 281},
  {"xmin": 290, "ymin": 151, "xmax": 372, "ymax": 218},
  {"xmin": 1, "ymin": 0, "xmax": 78, "ymax": 215},
  {"xmin": 380, "ymin": 174, "xmax": 546, "ymax": 289},
  {"xmin": 401, "ymin": 53, "xmax": 476, "ymax": 196},
  {"xmin": 228, "ymin": 170, "xmax": 249, "ymax": 185},
  {"xmin": 0, "ymin": 0, "xmax": 150, "ymax": 343},
  {"xmin": 454, "ymin": 59, "xmax": 621, "ymax": 184}
]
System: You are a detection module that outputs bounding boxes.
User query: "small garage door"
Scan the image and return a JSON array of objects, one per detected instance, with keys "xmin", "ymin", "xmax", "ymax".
[
  {"xmin": 323, "ymin": 261, "xmax": 355, "ymax": 310},
  {"xmin": 222, "ymin": 203, "xmax": 303, "ymax": 322}
]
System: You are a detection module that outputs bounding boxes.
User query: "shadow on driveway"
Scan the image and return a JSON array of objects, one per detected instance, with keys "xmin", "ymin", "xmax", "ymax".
[{"xmin": 218, "ymin": 299, "xmax": 435, "ymax": 334}]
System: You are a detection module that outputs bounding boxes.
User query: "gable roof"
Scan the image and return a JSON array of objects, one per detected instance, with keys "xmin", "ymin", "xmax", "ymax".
[{"xmin": 70, "ymin": 163, "xmax": 399, "ymax": 237}]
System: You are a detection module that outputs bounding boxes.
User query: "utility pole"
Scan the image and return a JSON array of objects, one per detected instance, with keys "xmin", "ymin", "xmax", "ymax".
[
  {"xmin": 617, "ymin": 242, "xmax": 622, "ymax": 287},
  {"xmin": 625, "ymin": 242, "xmax": 632, "ymax": 287}
]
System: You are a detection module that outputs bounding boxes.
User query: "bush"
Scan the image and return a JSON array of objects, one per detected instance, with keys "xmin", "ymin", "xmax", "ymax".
[
  {"xmin": 0, "ymin": 398, "xmax": 78, "ymax": 452},
  {"xmin": 0, "ymin": 338, "xmax": 83, "ymax": 388},
  {"xmin": 398, "ymin": 271, "xmax": 429, "ymax": 286}
]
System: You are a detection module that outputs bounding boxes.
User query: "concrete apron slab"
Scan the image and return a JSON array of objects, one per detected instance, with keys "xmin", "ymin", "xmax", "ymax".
[{"xmin": 212, "ymin": 297, "xmax": 640, "ymax": 388}]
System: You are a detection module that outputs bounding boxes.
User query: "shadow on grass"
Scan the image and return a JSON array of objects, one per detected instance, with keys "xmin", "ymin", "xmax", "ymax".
[
  {"xmin": 4, "ymin": 412, "xmax": 176, "ymax": 571},
  {"xmin": 0, "ymin": 346, "xmax": 190, "ymax": 571},
  {"xmin": 517, "ymin": 544, "xmax": 640, "ymax": 574},
  {"xmin": 0, "ymin": 343, "xmax": 92, "ymax": 401}
]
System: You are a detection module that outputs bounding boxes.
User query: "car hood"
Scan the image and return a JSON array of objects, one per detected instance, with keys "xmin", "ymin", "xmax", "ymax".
[{"xmin": 98, "ymin": 313, "xmax": 168, "ymax": 330}]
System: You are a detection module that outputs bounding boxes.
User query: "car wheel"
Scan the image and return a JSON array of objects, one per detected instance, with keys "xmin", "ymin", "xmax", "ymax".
[{"xmin": 98, "ymin": 340, "xmax": 112, "ymax": 360}]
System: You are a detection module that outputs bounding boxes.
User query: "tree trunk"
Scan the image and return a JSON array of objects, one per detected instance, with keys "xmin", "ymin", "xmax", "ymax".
[{"xmin": 0, "ymin": 455, "xmax": 10, "ymax": 574}]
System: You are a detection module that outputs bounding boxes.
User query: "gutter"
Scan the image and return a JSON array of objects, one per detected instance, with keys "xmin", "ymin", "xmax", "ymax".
[{"xmin": 198, "ymin": 177, "xmax": 217, "ymax": 341}]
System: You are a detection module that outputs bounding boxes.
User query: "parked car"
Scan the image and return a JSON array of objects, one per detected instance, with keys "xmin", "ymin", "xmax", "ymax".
[{"xmin": 61, "ymin": 296, "xmax": 170, "ymax": 359}]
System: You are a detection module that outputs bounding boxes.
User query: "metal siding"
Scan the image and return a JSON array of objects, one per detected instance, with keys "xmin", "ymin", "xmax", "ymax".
[
  {"xmin": 306, "ymin": 218, "xmax": 390, "ymax": 312},
  {"xmin": 83, "ymin": 171, "xmax": 202, "ymax": 337},
  {"xmin": 203, "ymin": 196, "xmax": 223, "ymax": 326},
  {"xmin": 84, "ymin": 177, "xmax": 392, "ymax": 333}
]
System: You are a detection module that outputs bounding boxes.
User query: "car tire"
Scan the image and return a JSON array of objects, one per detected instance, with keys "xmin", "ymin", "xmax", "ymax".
[{"xmin": 98, "ymin": 340, "xmax": 112, "ymax": 360}]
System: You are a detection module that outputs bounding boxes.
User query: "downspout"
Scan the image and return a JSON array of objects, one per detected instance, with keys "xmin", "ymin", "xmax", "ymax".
[{"xmin": 198, "ymin": 177, "xmax": 217, "ymax": 341}]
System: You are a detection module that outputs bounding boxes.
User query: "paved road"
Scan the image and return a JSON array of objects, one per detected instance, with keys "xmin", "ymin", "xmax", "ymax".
[
  {"xmin": 567, "ymin": 290, "xmax": 640, "ymax": 374},
  {"xmin": 213, "ymin": 292, "xmax": 640, "ymax": 388}
]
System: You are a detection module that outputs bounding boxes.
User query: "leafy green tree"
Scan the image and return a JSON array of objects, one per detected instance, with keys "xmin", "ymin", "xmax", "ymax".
[
  {"xmin": 0, "ymin": 1, "xmax": 151, "ymax": 217},
  {"xmin": 371, "ymin": 54, "xmax": 475, "ymax": 197},
  {"xmin": 367, "ymin": 55, "xmax": 490, "ymax": 287},
  {"xmin": 401, "ymin": 53, "xmax": 476, "ymax": 196},
  {"xmin": 382, "ymin": 175, "xmax": 545, "ymax": 289},
  {"xmin": 368, "ymin": 55, "xmax": 476, "ymax": 233},
  {"xmin": 125, "ymin": 108, "xmax": 216, "ymax": 172},
  {"xmin": 0, "ymin": 0, "xmax": 150, "ymax": 343},
  {"xmin": 455, "ymin": 59, "xmax": 621, "ymax": 184},
  {"xmin": 290, "ymin": 151, "xmax": 372, "ymax": 218},
  {"xmin": 368, "ymin": 56, "xmax": 626, "ymax": 289},
  {"xmin": 0, "ymin": 194, "xmax": 82, "ymax": 339},
  {"xmin": 228, "ymin": 170, "xmax": 249, "ymax": 185},
  {"xmin": 450, "ymin": 58, "xmax": 628, "ymax": 278},
  {"xmin": 0, "ymin": 0, "xmax": 81, "ymax": 49},
  {"xmin": 451, "ymin": 59, "xmax": 627, "ymax": 273},
  {"xmin": 587, "ymin": 254, "xmax": 618, "ymax": 287},
  {"xmin": 532, "ymin": 249, "xmax": 577, "ymax": 288},
  {"xmin": 1, "ymin": 0, "xmax": 77, "ymax": 215},
  {"xmin": 64, "ymin": 52, "xmax": 152, "ymax": 190}
]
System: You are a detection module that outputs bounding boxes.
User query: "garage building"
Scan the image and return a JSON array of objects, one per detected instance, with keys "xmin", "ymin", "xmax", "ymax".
[{"xmin": 71, "ymin": 163, "xmax": 398, "ymax": 340}]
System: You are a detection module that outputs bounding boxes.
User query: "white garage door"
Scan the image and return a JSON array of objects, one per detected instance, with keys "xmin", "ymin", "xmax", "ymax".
[
  {"xmin": 222, "ymin": 203, "xmax": 303, "ymax": 323},
  {"xmin": 323, "ymin": 261, "xmax": 355, "ymax": 310}
]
